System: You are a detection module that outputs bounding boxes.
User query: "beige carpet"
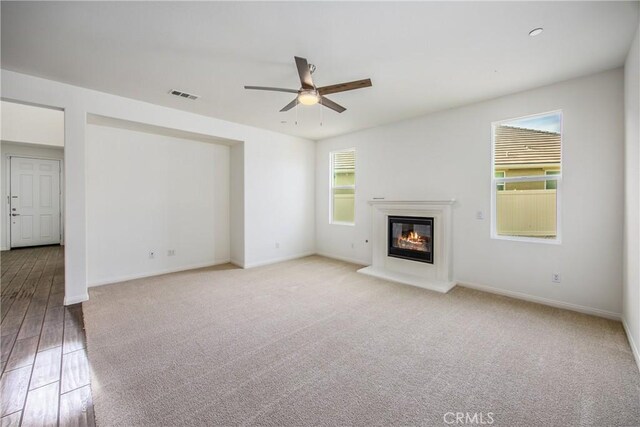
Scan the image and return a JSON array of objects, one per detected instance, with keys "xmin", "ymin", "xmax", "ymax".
[{"xmin": 83, "ymin": 256, "xmax": 640, "ymax": 426}]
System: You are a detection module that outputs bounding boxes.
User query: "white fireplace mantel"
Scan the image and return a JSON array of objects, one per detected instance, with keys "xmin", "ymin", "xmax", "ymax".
[{"xmin": 358, "ymin": 199, "xmax": 456, "ymax": 293}]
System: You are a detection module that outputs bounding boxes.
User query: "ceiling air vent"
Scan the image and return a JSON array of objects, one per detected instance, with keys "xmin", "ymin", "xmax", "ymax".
[{"xmin": 169, "ymin": 89, "xmax": 199, "ymax": 100}]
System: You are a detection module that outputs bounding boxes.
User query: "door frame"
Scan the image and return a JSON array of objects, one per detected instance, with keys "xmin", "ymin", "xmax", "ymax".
[{"xmin": 4, "ymin": 153, "xmax": 64, "ymax": 249}]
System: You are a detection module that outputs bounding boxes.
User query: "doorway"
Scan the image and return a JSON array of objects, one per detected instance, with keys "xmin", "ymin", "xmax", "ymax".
[
  {"xmin": 1, "ymin": 100, "xmax": 65, "ymax": 250},
  {"xmin": 0, "ymin": 101, "xmax": 91, "ymax": 425}
]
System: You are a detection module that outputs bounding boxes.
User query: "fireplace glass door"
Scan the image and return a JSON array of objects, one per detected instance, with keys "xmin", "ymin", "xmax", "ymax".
[{"xmin": 388, "ymin": 216, "xmax": 433, "ymax": 263}]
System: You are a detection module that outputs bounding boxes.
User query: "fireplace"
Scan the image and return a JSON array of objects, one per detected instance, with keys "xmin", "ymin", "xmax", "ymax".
[
  {"xmin": 359, "ymin": 200, "xmax": 454, "ymax": 293},
  {"xmin": 388, "ymin": 216, "xmax": 433, "ymax": 264}
]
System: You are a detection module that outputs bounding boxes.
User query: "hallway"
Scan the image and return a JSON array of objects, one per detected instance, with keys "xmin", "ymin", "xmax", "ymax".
[{"xmin": 0, "ymin": 246, "xmax": 95, "ymax": 426}]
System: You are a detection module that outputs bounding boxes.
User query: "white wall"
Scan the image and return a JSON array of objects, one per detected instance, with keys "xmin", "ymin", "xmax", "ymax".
[
  {"xmin": 0, "ymin": 141, "xmax": 65, "ymax": 250},
  {"xmin": 623, "ymin": 24, "xmax": 640, "ymax": 364},
  {"xmin": 1, "ymin": 70, "xmax": 315, "ymax": 304},
  {"xmin": 86, "ymin": 124, "xmax": 230, "ymax": 285},
  {"xmin": 316, "ymin": 68, "xmax": 625, "ymax": 318},
  {"xmin": 1, "ymin": 101, "xmax": 64, "ymax": 147},
  {"xmin": 243, "ymin": 135, "xmax": 316, "ymax": 267}
]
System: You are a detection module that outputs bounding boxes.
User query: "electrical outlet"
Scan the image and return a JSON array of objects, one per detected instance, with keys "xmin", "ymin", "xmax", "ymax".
[
  {"xmin": 476, "ymin": 210, "xmax": 484, "ymax": 220},
  {"xmin": 552, "ymin": 273, "xmax": 561, "ymax": 283},
  {"xmin": 275, "ymin": 242, "xmax": 280, "ymax": 249},
  {"xmin": 149, "ymin": 251, "xmax": 155, "ymax": 259},
  {"xmin": 167, "ymin": 249, "xmax": 175, "ymax": 256}
]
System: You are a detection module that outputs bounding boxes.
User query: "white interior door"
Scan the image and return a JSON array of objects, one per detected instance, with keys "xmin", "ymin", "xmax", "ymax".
[{"xmin": 10, "ymin": 157, "xmax": 61, "ymax": 248}]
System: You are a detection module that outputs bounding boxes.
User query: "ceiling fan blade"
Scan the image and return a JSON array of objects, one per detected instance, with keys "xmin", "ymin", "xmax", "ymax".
[
  {"xmin": 294, "ymin": 56, "xmax": 314, "ymax": 89},
  {"xmin": 320, "ymin": 96, "xmax": 346, "ymax": 113},
  {"xmin": 244, "ymin": 86, "xmax": 299, "ymax": 94},
  {"xmin": 317, "ymin": 79, "xmax": 372, "ymax": 96},
  {"xmin": 280, "ymin": 98, "xmax": 299, "ymax": 112}
]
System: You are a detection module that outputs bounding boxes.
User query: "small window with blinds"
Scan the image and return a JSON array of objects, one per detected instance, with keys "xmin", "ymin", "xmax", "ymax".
[
  {"xmin": 330, "ymin": 149, "xmax": 356, "ymax": 225},
  {"xmin": 492, "ymin": 111, "xmax": 562, "ymax": 243}
]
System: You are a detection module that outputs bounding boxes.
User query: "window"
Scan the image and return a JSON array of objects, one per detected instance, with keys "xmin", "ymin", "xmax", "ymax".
[
  {"xmin": 544, "ymin": 170, "xmax": 560, "ymax": 190},
  {"xmin": 492, "ymin": 111, "xmax": 562, "ymax": 242},
  {"xmin": 330, "ymin": 149, "xmax": 355, "ymax": 224},
  {"xmin": 495, "ymin": 171, "xmax": 505, "ymax": 191}
]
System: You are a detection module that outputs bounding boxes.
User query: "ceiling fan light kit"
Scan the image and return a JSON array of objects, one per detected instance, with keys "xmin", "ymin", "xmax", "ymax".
[
  {"xmin": 298, "ymin": 89, "xmax": 319, "ymax": 106},
  {"xmin": 244, "ymin": 56, "xmax": 372, "ymax": 114}
]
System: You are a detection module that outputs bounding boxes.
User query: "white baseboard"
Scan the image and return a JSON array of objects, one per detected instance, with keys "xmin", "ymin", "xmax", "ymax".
[
  {"xmin": 458, "ymin": 281, "xmax": 621, "ymax": 321},
  {"xmin": 315, "ymin": 251, "xmax": 367, "ymax": 266},
  {"xmin": 622, "ymin": 318, "xmax": 640, "ymax": 371},
  {"xmin": 242, "ymin": 251, "xmax": 316, "ymax": 269},
  {"xmin": 317, "ymin": 254, "xmax": 620, "ymax": 319},
  {"xmin": 230, "ymin": 258, "xmax": 245, "ymax": 268},
  {"xmin": 64, "ymin": 293, "xmax": 89, "ymax": 305},
  {"xmin": 88, "ymin": 259, "xmax": 231, "ymax": 287}
]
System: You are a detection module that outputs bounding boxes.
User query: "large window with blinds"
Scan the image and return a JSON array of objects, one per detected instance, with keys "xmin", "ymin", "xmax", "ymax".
[
  {"xmin": 492, "ymin": 111, "xmax": 562, "ymax": 242},
  {"xmin": 330, "ymin": 149, "xmax": 355, "ymax": 224}
]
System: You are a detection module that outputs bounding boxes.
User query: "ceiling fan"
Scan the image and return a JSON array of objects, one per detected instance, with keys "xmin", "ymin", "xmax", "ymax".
[{"xmin": 244, "ymin": 56, "xmax": 372, "ymax": 113}]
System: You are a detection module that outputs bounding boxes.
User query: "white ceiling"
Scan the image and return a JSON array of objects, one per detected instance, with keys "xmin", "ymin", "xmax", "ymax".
[{"xmin": 1, "ymin": 2, "xmax": 638, "ymax": 140}]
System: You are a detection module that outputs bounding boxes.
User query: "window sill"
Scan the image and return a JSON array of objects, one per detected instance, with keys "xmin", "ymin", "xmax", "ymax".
[
  {"xmin": 491, "ymin": 234, "xmax": 561, "ymax": 245},
  {"xmin": 330, "ymin": 221, "xmax": 355, "ymax": 227}
]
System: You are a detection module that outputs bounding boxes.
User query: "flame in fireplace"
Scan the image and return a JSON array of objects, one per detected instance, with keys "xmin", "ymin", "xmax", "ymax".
[
  {"xmin": 396, "ymin": 230, "xmax": 429, "ymax": 252},
  {"xmin": 403, "ymin": 231, "xmax": 424, "ymax": 244}
]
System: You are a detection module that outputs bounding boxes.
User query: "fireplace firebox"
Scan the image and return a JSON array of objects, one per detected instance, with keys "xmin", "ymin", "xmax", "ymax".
[{"xmin": 388, "ymin": 216, "xmax": 433, "ymax": 264}]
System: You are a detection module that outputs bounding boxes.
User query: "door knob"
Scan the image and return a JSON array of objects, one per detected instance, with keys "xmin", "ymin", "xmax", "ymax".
[{"xmin": 11, "ymin": 213, "xmax": 19, "ymax": 216}]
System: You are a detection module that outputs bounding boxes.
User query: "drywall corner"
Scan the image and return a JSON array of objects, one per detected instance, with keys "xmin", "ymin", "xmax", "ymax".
[{"xmin": 230, "ymin": 142, "xmax": 245, "ymax": 267}]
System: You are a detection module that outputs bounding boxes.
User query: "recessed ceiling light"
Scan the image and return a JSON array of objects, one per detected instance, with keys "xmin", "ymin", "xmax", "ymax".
[{"xmin": 529, "ymin": 28, "xmax": 544, "ymax": 37}]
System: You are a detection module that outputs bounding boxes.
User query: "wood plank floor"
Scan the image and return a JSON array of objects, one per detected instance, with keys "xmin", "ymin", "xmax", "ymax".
[{"xmin": 1, "ymin": 246, "xmax": 95, "ymax": 427}]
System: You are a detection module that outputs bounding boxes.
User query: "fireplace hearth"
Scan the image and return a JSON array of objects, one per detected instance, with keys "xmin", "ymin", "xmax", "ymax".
[{"xmin": 388, "ymin": 216, "xmax": 433, "ymax": 263}]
